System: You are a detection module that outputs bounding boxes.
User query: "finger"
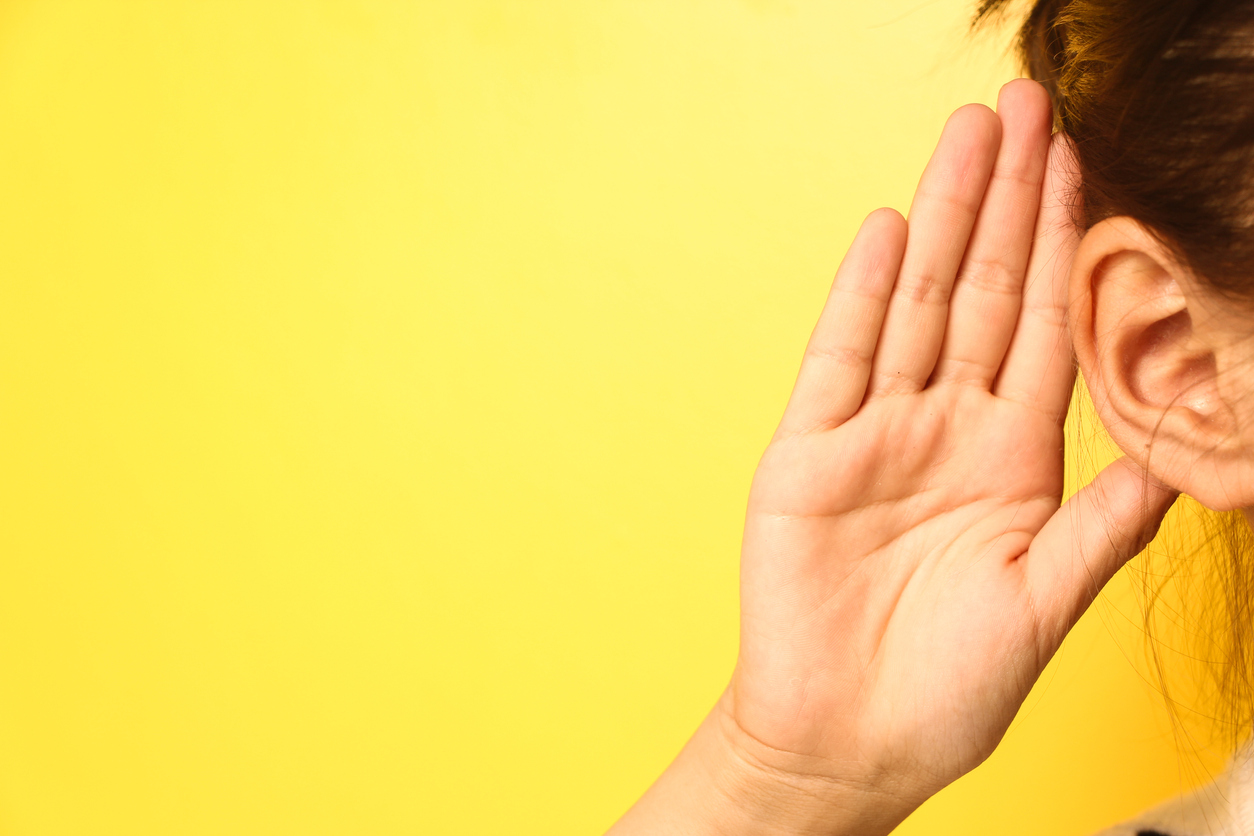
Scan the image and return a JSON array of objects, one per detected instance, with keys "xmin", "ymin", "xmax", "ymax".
[
  {"xmin": 776, "ymin": 208, "xmax": 906, "ymax": 437},
  {"xmin": 931, "ymin": 80, "xmax": 1052, "ymax": 387},
  {"xmin": 1024, "ymin": 456, "xmax": 1178, "ymax": 656},
  {"xmin": 866, "ymin": 104, "xmax": 1001, "ymax": 396},
  {"xmin": 993, "ymin": 132, "xmax": 1082, "ymax": 422}
]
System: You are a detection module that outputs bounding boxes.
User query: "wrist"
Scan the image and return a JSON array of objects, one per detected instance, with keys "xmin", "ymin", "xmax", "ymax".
[
  {"xmin": 608, "ymin": 687, "xmax": 923, "ymax": 836},
  {"xmin": 707, "ymin": 688, "xmax": 921, "ymax": 836}
]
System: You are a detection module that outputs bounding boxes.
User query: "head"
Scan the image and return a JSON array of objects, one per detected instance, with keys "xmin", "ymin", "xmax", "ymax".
[{"xmin": 975, "ymin": 0, "xmax": 1254, "ymax": 741}]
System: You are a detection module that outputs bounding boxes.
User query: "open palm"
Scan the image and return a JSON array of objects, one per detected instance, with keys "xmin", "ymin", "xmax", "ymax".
[{"xmin": 729, "ymin": 80, "xmax": 1178, "ymax": 805}]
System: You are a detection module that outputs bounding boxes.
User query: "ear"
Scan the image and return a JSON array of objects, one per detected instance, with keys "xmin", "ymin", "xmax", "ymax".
[{"xmin": 1070, "ymin": 216, "xmax": 1254, "ymax": 511}]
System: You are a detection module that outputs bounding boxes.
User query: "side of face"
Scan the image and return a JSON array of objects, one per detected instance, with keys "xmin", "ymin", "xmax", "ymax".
[{"xmin": 1069, "ymin": 215, "xmax": 1254, "ymax": 511}]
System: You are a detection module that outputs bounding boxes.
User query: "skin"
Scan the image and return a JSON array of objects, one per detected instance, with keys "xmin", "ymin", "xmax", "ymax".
[{"xmin": 607, "ymin": 77, "xmax": 1254, "ymax": 836}]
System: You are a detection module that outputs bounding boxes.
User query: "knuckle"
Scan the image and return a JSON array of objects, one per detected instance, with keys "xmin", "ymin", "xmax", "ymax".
[
  {"xmin": 805, "ymin": 342, "xmax": 872, "ymax": 370},
  {"xmin": 934, "ymin": 356, "xmax": 992, "ymax": 385},
  {"xmin": 895, "ymin": 270, "xmax": 951, "ymax": 305},
  {"xmin": 957, "ymin": 256, "xmax": 1018, "ymax": 295},
  {"xmin": 915, "ymin": 186, "xmax": 978, "ymax": 219},
  {"xmin": 870, "ymin": 372, "xmax": 919, "ymax": 397},
  {"xmin": 1017, "ymin": 300, "xmax": 1067, "ymax": 332},
  {"xmin": 993, "ymin": 164, "xmax": 1042, "ymax": 191}
]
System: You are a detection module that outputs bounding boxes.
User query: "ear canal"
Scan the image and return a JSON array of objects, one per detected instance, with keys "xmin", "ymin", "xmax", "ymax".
[{"xmin": 1126, "ymin": 305, "xmax": 1222, "ymax": 416}]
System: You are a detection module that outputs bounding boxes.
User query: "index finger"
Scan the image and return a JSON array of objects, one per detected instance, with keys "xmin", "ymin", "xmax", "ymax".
[{"xmin": 992, "ymin": 132, "xmax": 1082, "ymax": 422}]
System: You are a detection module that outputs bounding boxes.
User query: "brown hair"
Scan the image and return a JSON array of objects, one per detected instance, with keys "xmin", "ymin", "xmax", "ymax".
[
  {"xmin": 973, "ymin": 0, "xmax": 1254, "ymax": 746},
  {"xmin": 977, "ymin": 0, "xmax": 1254, "ymax": 294}
]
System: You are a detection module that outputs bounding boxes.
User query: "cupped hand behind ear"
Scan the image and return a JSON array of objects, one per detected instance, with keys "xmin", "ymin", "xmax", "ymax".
[
  {"xmin": 608, "ymin": 79, "xmax": 1181, "ymax": 836},
  {"xmin": 727, "ymin": 78, "xmax": 1179, "ymax": 822}
]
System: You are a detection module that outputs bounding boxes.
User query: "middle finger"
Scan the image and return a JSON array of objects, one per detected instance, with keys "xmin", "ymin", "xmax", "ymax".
[
  {"xmin": 930, "ymin": 79, "xmax": 1053, "ymax": 389},
  {"xmin": 866, "ymin": 103, "xmax": 1001, "ymax": 397}
]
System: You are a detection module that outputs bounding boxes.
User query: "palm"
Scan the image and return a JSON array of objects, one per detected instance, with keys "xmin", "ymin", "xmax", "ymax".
[{"xmin": 728, "ymin": 82, "xmax": 1177, "ymax": 802}]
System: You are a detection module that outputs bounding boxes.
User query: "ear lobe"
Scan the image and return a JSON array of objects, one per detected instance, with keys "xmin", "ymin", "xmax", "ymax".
[{"xmin": 1070, "ymin": 216, "xmax": 1243, "ymax": 509}]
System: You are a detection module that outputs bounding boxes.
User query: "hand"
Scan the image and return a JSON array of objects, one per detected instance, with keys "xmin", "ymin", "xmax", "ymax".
[
  {"xmin": 608, "ymin": 79, "xmax": 1179, "ymax": 836},
  {"xmin": 723, "ymin": 78, "xmax": 1177, "ymax": 829}
]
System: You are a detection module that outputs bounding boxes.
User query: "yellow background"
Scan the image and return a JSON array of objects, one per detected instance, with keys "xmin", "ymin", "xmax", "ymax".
[{"xmin": 0, "ymin": 1, "xmax": 1228, "ymax": 833}]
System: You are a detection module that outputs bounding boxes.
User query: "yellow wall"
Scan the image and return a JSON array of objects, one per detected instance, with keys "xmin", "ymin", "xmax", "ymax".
[{"xmin": 0, "ymin": 2, "xmax": 1227, "ymax": 833}]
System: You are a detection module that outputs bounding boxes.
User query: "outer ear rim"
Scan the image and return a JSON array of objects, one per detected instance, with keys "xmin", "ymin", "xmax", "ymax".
[
  {"xmin": 1067, "ymin": 216, "xmax": 1165, "ymax": 448},
  {"xmin": 1067, "ymin": 216, "xmax": 1250, "ymax": 512}
]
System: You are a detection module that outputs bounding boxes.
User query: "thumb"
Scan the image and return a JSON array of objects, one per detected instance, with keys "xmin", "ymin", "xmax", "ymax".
[{"xmin": 1024, "ymin": 456, "xmax": 1179, "ymax": 655}]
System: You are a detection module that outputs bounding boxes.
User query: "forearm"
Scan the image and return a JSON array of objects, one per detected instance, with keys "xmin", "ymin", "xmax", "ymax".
[{"xmin": 606, "ymin": 689, "xmax": 918, "ymax": 836}]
